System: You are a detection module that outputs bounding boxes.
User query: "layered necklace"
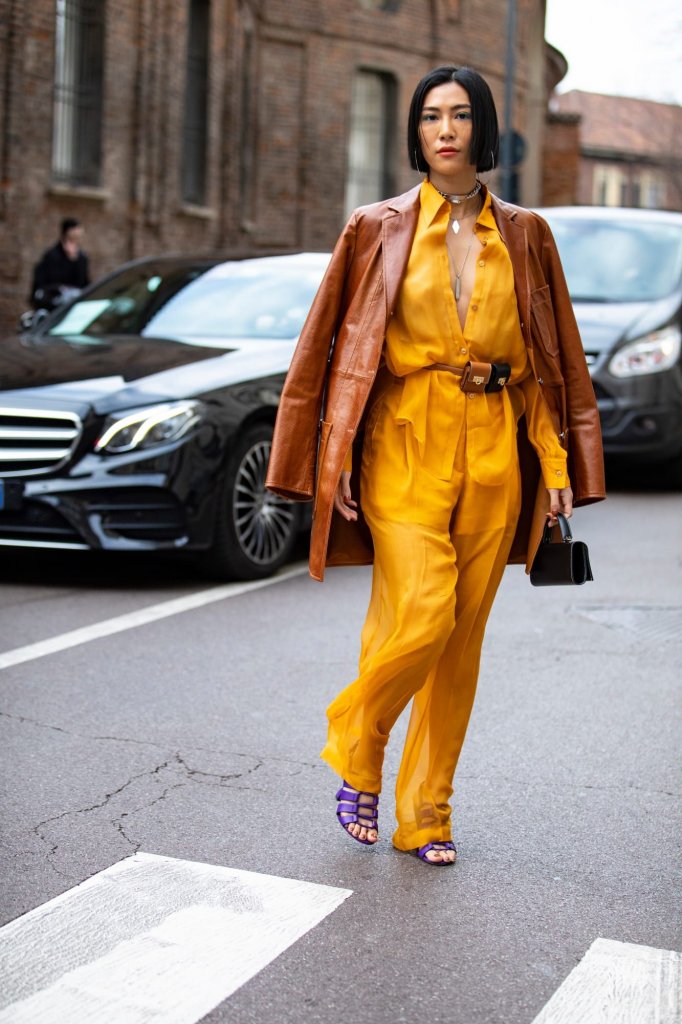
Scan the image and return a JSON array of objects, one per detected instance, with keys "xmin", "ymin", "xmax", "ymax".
[{"xmin": 431, "ymin": 179, "xmax": 482, "ymax": 234}]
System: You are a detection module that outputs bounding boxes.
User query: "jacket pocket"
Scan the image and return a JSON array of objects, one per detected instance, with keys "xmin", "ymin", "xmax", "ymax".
[{"xmin": 530, "ymin": 285, "xmax": 560, "ymax": 358}]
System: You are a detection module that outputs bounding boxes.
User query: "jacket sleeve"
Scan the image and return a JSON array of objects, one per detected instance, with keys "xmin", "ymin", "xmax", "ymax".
[
  {"xmin": 539, "ymin": 218, "xmax": 606, "ymax": 505},
  {"xmin": 265, "ymin": 214, "xmax": 358, "ymax": 501}
]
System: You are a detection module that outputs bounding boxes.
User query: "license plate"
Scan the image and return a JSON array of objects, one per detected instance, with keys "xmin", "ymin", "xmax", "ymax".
[{"xmin": 0, "ymin": 480, "xmax": 24, "ymax": 511}]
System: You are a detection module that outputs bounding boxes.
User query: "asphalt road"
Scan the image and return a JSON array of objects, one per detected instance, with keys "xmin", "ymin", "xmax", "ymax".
[{"xmin": 0, "ymin": 484, "xmax": 680, "ymax": 1023}]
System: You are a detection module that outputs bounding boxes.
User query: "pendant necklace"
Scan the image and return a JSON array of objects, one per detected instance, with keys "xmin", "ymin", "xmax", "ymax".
[
  {"xmin": 453, "ymin": 234, "xmax": 475, "ymax": 302},
  {"xmin": 449, "ymin": 210, "xmax": 478, "ymax": 235}
]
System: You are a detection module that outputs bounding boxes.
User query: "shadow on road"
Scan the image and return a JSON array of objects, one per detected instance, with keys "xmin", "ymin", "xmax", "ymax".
[
  {"xmin": 605, "ymin": 459, "xmax": 681, "ymax": 495},
  {"xmin": 0, "ymin": 532, "xmax": 311, "ymax": 590}
]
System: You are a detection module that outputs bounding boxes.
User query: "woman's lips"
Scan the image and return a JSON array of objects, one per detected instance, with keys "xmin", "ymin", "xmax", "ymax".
[{"xmin": 438, "ymin": 148, "xmax": 459, "ymax": 155}]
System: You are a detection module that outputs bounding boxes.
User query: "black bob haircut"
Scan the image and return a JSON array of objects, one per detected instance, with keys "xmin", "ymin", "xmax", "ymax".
[
  {"xmin": 60, "ymin": 217, "xmax": 81, "ymax": 236},
  {"xmin": 408, "ymin": 66, "xmax": 499, "ymax": 174}
]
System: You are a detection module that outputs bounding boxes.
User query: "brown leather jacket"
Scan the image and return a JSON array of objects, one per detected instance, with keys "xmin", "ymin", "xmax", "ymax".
[{"xmin": 266, "ymin": 185, "xmax": 605, "ymax": 581}]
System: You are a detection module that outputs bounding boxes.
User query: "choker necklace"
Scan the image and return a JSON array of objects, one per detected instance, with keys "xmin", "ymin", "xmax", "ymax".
[{"xmin": 431, "ymin": 179, "xmax": 482, "ymax": 205}]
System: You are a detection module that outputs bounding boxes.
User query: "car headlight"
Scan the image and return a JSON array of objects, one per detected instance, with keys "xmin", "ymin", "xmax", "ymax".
[
  {"xmin": 608, "ymin": 326, "xmax": 681, "ymax": 378},
  {"xmin": 94, "ymin": 401, "xmax": 201, "ymax": 454}
]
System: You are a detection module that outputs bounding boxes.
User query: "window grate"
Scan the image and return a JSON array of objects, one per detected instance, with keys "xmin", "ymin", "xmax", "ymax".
[
  {"xmin": 52, "ymin": 0, "xmax": 105, "ymax": 187},
  {"xmin": 182, "ymin": 0, "xmax": 210, "ymax": 205}
]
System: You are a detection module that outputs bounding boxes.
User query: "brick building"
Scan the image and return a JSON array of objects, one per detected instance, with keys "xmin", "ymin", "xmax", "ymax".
[
  {"xmin": 0, "ymin": 0, "xmax": 560, "ymax": 335},
  {"xmin": 546, "ymin": 90, "xmax": 682, "ymax": 211}
]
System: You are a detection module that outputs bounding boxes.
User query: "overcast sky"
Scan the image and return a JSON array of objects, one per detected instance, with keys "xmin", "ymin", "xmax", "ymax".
[{"xmin": 545, "ymin": 0, "xmax": 682, "ymax": 106}]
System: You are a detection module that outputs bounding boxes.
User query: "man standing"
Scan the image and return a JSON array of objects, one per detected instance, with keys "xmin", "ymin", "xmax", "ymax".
[{"xmin": 31, "ymin": 218, "xmax": 91, "ymax": 310}]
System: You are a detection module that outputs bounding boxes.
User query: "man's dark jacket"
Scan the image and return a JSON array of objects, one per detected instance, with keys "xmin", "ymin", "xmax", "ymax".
[{"xmin": 31, "ymin": 242, "xmax": 90, "ymax": 305}]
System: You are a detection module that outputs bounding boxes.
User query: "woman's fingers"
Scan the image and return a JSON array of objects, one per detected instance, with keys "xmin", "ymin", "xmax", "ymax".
[
  {"xmin": 334, "ymin": 473, "xmax": 358, "ymax": 522},
  {"xmin": 560, "ymin": 486, "xmax": 574, "ymax": 518},
  {"xmin": 546, "ymin": 486, "xmax": 574, "ymax": 525}
]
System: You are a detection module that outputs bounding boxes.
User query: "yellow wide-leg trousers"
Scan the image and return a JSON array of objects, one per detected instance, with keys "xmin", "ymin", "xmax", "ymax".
[{"xmin": 320, "ymin": 375, "xmax": 521, "ymax": 851}]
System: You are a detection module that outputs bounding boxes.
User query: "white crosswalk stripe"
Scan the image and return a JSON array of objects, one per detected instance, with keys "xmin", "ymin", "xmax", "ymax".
[
  {"xmin": 0, "ymin": 852, "xmax": 352, "ymax": 1024},
  {"xmin": 531, "ymin": 937, "xmax": 682, "ymax": 1024}
]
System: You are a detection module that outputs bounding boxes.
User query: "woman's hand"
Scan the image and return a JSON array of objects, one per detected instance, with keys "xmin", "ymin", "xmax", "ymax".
[
  {"xmin": 547, "ymin": 486, "xmax": 573, "ymax": 525},
  {"xmin": 334, "ymin": 470, "xmax": 358, "ymax": 522}
]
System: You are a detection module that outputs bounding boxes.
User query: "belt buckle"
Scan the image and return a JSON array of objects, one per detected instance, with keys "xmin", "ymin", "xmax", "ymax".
[
  {"xmin": 460, "ymin": 361, "xmax": 491, "ymax": 394},
  {"xmin": 486, "ymin": 362, "xmax": 512, "ymax": 392}
]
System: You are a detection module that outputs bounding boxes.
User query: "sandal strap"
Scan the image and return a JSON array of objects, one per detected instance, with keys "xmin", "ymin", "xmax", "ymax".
[
  {"xmin": 336, "ymin": 806, "xmax": 379, "ymax": 826},
  {"xmin": 335, "ymin": 784, "xmax": 378, "ymax": 809},
  {"xmin": 335, "ymin": 781, "xmax": 379, "ymax": 832},
  {"xmin": 417, "ymin": 841, "xmax": 456, "ymax": 858}
]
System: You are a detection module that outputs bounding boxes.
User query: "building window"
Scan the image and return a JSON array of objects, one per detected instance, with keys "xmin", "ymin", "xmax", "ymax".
[
  {"xmin": 620, "ymin": 177, "xmax": 629, "ymax": 206},
  {"xmin": 344, "ymin": 70, "xmax": 397, "ymax": 220},
  {"xmin": 52, "ymin": 0, "xmax": 105, "ymax": 187},
  {"xmin": 182, "ymin": 0, "xmax": 210, "ymax": 205},
  {"xmin": 640, "ymin": 171, "xmax": 664, "ymax": 209},
  {"xmin": 631, "ymin": 177, "xmax": 641, "ymax": 208},
  {"xmin": 592, "ymin": 163, "xmax": 626, "ymax": 207}
]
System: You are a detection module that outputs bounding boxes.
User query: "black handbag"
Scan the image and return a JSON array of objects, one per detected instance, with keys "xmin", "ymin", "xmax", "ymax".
[{"xmin": 530, "ymin": 513, "xmax": 594, "ymax": 586}]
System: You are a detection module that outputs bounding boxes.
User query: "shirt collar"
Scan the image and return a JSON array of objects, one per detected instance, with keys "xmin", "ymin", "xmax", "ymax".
[
  {"xmin": 420, "ymin": 178, "xmax": 494, "ymax": 230},
  {"xmin": 420, "ymin": 178, "xmax": 449, "ymax": 226}
]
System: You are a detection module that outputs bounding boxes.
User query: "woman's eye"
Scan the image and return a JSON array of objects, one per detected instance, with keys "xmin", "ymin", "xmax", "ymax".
[
  {"xmin": 421, "ymin": 114, "xmax": 437, "ymax": 122},
  {"xmin": 456, "ymin": 112, "xmax": 472, "ymax": 120}
]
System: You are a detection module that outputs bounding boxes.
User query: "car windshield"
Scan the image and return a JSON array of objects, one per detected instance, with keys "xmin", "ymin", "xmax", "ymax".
[
  {"xmin": 543, "ymin": 217, "xmax": 682, "ymax": 303},
  {"xmin": 47, "ymin": 259, "xmax": 327, "ymax": 341}
]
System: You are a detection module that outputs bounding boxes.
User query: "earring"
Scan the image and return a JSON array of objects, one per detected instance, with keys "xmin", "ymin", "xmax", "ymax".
[
  {"xmin": 490, "ymin": 149, "xmax": 496, "ymax": 170},
  {"xmin": 414, "ymin": 148, "xmax": 423, "ymax": 172}
]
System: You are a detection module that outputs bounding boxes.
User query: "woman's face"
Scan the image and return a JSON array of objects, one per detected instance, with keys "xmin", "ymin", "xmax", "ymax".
[{"xmin": 418, "ymin": 81, "xmax": 476, "ymax": 177}]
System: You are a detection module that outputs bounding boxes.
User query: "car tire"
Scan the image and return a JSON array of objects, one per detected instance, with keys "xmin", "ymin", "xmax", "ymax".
[{"xmin": 205, "ymin": 422, "xmax": 301, "ymax": 580}]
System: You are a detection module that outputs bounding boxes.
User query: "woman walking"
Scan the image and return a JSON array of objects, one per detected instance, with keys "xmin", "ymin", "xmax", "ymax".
[{"xmin": 266, "ymin": 65, "xmax": 605, "ymax": 865}]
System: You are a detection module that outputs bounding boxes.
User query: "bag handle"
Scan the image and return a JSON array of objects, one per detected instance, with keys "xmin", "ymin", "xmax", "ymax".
[{"xmin": 541, "ymin": 511, "xmax": 573, "ymax": 545}]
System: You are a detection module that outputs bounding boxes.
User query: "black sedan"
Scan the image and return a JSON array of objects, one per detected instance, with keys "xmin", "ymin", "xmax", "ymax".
[
  {"xmin": 537, "ymin": 206, "xmax": 682, "ymax": 483},
  {"xmin": 0, "ymin": 253, "xmax": 330, "ymax": 578}
]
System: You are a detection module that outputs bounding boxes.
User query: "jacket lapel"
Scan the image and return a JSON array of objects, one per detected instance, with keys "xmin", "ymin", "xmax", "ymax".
[
  {"xmin": 492, "ymin": 195, "xmax": 531, "ymax": 348},
  {"xmin": 382, "ymin": 185, "xmax": 421, "ymax": 323}
]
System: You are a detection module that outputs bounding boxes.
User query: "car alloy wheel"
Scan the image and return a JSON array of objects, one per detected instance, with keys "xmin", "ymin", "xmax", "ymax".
[
  {"xmin": 205, "ymin": 422, "xmax": 300, "ymax": 580},
  {"xmin": 232, "ymin": 438, "xmax": 297, "ymax": 566}
]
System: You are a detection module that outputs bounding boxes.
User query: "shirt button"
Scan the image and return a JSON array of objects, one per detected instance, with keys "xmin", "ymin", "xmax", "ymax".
[
  {"xmin": 478, "ymin": 260, "xmax": 485, "ymax": 267},
  {"xmin": 481, "ymin": 239, "xmax": 487, "ymax": 246},
  {"xmin": 471, "ymin": 304, "xmax": 478, "ymax": 311},
  {"xmin": 460, "ymin": 347, "xmax": 467, "ymax": 354},
  {"xmin": 468, "ymin": 393, "xmax": 475, "ymax": 399},
  {"xmin": 556, "ymin": 470, "xmax": 562, "ymax": 477}
]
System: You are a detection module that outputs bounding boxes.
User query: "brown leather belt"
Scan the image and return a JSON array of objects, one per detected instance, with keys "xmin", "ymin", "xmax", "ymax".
[
  {"xmin": 424, "ymin": 360, "xmax": 511, "ymax": 394},
  {"xmin": 425, "ymin": 362, "xmax": 465, "ymax": 376}
]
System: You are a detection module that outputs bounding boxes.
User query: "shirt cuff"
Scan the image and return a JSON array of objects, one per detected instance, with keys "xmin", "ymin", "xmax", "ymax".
[
  {"xmin": 540, "ymin": 457, "xmax": 570, "ymax": 490},
  {"xmin": 343, "ymin": 449, "xmax": 353, "ymax": 473}
]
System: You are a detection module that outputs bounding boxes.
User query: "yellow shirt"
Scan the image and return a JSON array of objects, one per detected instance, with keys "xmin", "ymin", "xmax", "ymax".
[{"xmin": 347, "ymin": 180, "xmax": 568, "ymax": 488}]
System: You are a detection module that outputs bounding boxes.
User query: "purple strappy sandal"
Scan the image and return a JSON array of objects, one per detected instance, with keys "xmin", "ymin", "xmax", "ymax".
[
  {"xmin": 415, "ymin": 841, "xmax": 457, "ymax": 865},
  {"xmin": 335, "ymin": 781, "xmax": 379, "ymax": 846}
]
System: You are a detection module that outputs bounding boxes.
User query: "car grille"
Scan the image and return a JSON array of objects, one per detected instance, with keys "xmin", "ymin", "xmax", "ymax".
[{"xmin": 0, "ymin": 407, "xmax": 82, "ymax": 477}]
